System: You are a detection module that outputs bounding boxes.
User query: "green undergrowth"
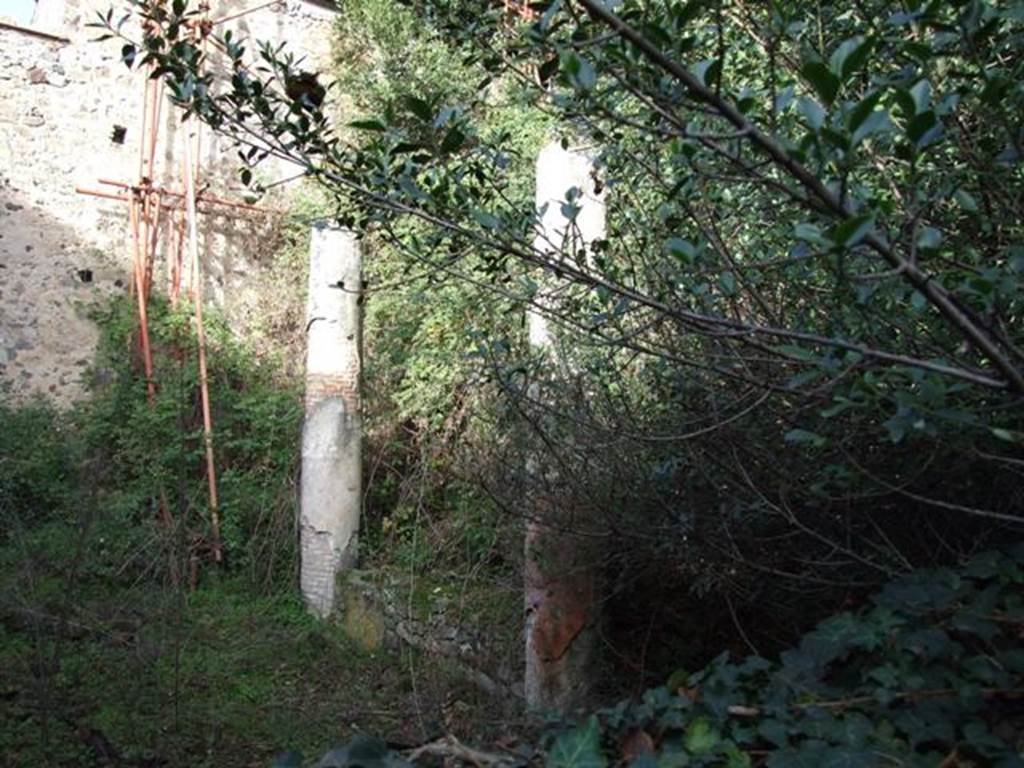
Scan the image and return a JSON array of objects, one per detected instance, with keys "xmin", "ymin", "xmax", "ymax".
[
  {"xmin": 545, "ymin": 548, "xmax": 1024, "ymax": 768},
  {"xmin": 0, "ymin": 567, "xmax": 420, "ymax": 767},
  {"xmin": 0, "ymin": 294, "xmax": 517, "ymax": 766},
  {"xmin": 276, "ymin": 549, "xmax": 1024, "ymax": 768}
]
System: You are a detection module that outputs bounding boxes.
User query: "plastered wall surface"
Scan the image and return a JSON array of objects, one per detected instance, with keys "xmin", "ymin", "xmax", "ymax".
[{"xmin": 0, "ymin": 0, "xmax": 335, "ymax": 404}]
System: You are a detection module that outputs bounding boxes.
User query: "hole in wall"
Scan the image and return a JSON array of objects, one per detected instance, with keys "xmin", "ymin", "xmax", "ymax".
[{"xmin": 110, "ymin": 125, "xmax": 127, "ymax": 144}]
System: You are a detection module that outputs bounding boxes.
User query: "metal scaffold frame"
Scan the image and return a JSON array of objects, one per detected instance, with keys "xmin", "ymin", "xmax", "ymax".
[{"xmin": 76, "ymin": 2, "xmax": 282, "ymax": 577}]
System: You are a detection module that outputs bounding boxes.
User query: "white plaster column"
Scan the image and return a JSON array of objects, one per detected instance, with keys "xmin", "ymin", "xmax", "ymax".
[
  {"xmin": 524, "ymin": 140, "xmax": 606, "ymax": 711},
  {"xmin": 301, "ymin": 222, "xmax": 362, "ymax": 617}
]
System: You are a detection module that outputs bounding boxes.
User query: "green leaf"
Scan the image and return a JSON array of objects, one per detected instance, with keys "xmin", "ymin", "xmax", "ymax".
[
  {"xmin": 798, "ymin": 97, "xmax": 826, "ymax": 131},
  {"xmin": 121, "ymin": 43, "xmax": 137, "ymax": 69},
  {"xmin": 561, "ymin": 52, "xmax": 597, "ymax": 92},
  {"xmin": 785, "ymin": 429, "xmax": 826, "ymax": 448},
  {"xmin": 538, "ymin": 0, "xmax": 562, "ymax": 30},
  {"xmin": 828, "ymin": 214, "xmax": 874, "ymax": 248},
  {"xmin": 954, "ymin": 190, "xmax": 979, "ymax": 213},
  {"xmin": 692, "ymin": 58, "xmax": 722, "ymax": 88},
  {"xmin": 666, "ymin": 237, "xmax": 696, "ymax": 263},
  {"xmin": 851, "ymin": 109, "xmax": 891, "ymax": 147},
  {"xmin": 774, "ymin": 344, "xmax": 817, "ymax": 362},
  {"xmin": 270, "ymin": 751, "xmax": 303, "ymax": 768},
  {"xmin": 916, "ymin": 227, "xmax": 942, "ymax": 251},
  {"xmin": 684, "ymin": 717, "xmax": 719, "ymax": 755},
  {"xmin": 440, "ymin": 127, "xmax": 466, "ymax": 154},
  {"xmin": 829, "ymin": 36, "xmax": 870, "ymax": 81},
  {"xmin": 538, "ymin": 55, "xmax": 560, "ymax": 83},
  {"xmin": 991, "ymin": 428, "xmax": 1020, "ymax": 443},
  {"xmin": 766, "ymin": 742, "xmax": 829, "ymax": 768},
  {"xmin": 398, "ymin": 176, "xmax": 428, "ymax": 202},
  {"xmin": 906, "ymin": 110, "xmax": 941, "ymax": 147},
  {"xmin": 846, "ymin": 91, "xmax": 882, "ymax": 134},
  {"xmin": 719, "ymin": 271, "xmax": 736, "ymax": 295},
  {"xmin": 402, "ymin": 95, "xmax": 433, "ymax": 122},
  {"xmin": 951, "ymin": 612, "xmax": 999, "ymax": 640},
  {"xmin": 548, "ymin": 716, "xmax": 607, "ymax": 768},
  {"xmin": 724, "ymin": 744, "xmax": 752, "ymax": 768},
  {"xmin": 821, "ymin": 398, "xmax": 856, "ymax": 418},
  {"xmin": 794, "ymin": 222, "xmax": 828, "ymax": 246},
  {"xmin": 802, "ymin": 61, "xmax": 840, "ymax": 105},
  {"xmin": 819, "ymin": 746, "xmax": 878, "ymax": 768},
  {"xmin": 654, "ymin": 744, "xmax": 688, "ymax": 768},
  {"xmin": 909, "ymin": 79, "xmax": 931, "ymax": 112},
  {"xmin": 472, "ymin": 210, "xmax": 501, "ymax": 230},
  {"xmin": 347, "ymin": 735, "xmax": 391, "ymax": 763},
  {"xmin": 758, "ymin": 719, "xmax": 789, "ymax": 748},
  {"xmin": 575, "ymin": 56, "xmax": 597, "ymax": 91},
  {"xmin": 348, "ymin": 119, "xmax": 387, "ymax": 132}
]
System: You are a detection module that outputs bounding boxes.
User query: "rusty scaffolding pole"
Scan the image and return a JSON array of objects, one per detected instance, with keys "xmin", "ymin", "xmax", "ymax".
[{"xmin": 76, "ymin": 2, "xmax": 284, "ymax": 576}]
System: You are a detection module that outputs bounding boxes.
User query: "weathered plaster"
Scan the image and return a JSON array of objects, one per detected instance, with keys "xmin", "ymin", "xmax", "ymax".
[
  {"xmin": 300, "ymin": 222, "xmax": 362, "ymax": 617},
  {"xmin": 0, "ymin": 0, "xmax": 336, "ymax": 404}
]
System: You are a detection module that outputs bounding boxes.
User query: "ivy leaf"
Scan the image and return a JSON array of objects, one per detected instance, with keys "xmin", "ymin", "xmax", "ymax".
[
  {"xmin": 684, "ymin": 717, "xmax": 719, "ymax": 755},
  {"xmin": 398, "ymin": 176, "xmax": 428, "ymax": 202},
  {"xmin": 758, "ymin": 719, "xmax": 789, "ymax": 748},
  {"xmin": 950, "ymin": 612, "xmax": 999, "ymax": 641},
  {"xmin": 823, "ymin": 713, "xmax": 873, "ymax": 747},
  {"xmin": 548, "ymin": 716, "xmax": 607, "ymax": 768},
  {"xmin": 270, "ymin": 751, "xmax": 304, "ymax": 768},
  {"xmin": 819, "ymin": 746, "xmax": 878, "ymax": 768},
  {"xmin": 766, "ymin": 742, "xmax": 829, "ymax": 768},
  {"xmin": 875, "ymin": 575, "xmax": 958, "ymax": 613}
]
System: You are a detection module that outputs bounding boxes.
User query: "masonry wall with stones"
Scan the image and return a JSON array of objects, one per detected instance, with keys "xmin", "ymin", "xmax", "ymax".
[{"xmin": 0, "ymin": 0, "xmax": 336, "ymax": 404}]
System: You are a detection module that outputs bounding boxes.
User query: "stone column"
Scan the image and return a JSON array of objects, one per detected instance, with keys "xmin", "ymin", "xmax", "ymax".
[
  {"xmin": 524, "ymin": 141, "xmax": 605, "ymax": 711},
  {"xmin": 301, "ymin": 222, "xmax": 362, "ymax": 617}
]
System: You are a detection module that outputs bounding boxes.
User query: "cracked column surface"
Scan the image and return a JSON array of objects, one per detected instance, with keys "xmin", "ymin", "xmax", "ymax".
[
  {"xmin": 301, "ymin": 222, "xmax": 362, "ymax": 617},
  {"xmin": 524, "ymin": 141, "xmax": 606, "ymax": 711}
]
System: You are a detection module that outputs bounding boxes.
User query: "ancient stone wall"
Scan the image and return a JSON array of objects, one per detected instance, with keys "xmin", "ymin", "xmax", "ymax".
[{"xmin": 0, "ymin": 0, "xmax": 336, "ymax": 403}]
